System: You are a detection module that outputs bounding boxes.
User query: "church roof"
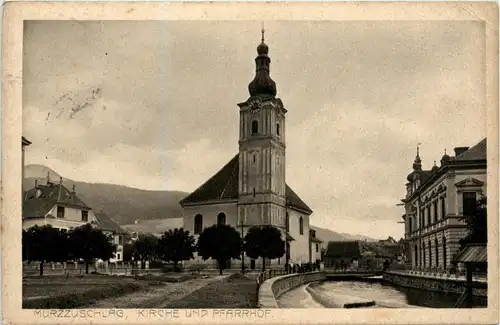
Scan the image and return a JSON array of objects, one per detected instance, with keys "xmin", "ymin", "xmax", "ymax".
[
  {"xmin": 23, "ymin": 181, "xmax": 90, "ymax": 219},
  {"xmin": 180, "ymin": 154, "xmax": 240, "ymax": 204},
  {"xmin": 179, "ymin": 153, "xmax": 313, "ymax": 214}
]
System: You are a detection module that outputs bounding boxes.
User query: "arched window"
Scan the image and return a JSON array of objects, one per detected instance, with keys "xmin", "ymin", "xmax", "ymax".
[
  {"xmin": 217, "ymin": 212, "xmax": 226, "ymax": 225},
  {"xmin": 428, "ymin": 240, "xmax": 432, "ymax": 268},
  {"xmin": 435, "ymin": 238, "xmax": 439, "ymax": 267},
  {"xmin": 251, "ymin": 120, "xmax": 258, "ymax": 135},
  {"xmin": 409, "ymin": 217, "xmax": 413, "ymax": 233},
  {"xmin": 194, "ymin": 214, "xmax": 203, "ymax": 234},
  {"xmin": 285, "ymin": 212, "xmax": 290, "ymax": 232},
  {"xmin": 422, "ymin": 242, "xmax": 426, "ymax": 267},
  {"xmin": 414, "ymin": 245, "xmax": 418, "ymax": 267},
  {"xmin": 299, "ymin": 216, "xmax": 304, "ymax": 235},
  {"xmin": 276, "ymin": 123, "xmax": 280, "ymax": 136},
  {"xmin": 442, "ymin": 237, "xmax": 447, "ymax": 269}
]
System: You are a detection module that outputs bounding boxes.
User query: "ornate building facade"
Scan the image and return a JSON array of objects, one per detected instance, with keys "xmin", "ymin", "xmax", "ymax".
[
  {"xmin": 401, "ymin": 138, "xmax": 486, "ymax": 272},
  {"xmin": 180, "ymin": 31, "xmax": 313, "ymax": 269}
]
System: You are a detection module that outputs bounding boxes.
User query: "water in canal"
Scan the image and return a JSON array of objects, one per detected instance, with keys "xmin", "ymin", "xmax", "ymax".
[{"xmin": 277, "ymin": 281, "xmax": 487, "ymax": 308}]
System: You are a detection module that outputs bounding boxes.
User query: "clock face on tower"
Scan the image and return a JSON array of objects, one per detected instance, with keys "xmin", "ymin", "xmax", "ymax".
[{"xmin": 249, "ymin": 100, "xmax": 261, "ymax": 113}]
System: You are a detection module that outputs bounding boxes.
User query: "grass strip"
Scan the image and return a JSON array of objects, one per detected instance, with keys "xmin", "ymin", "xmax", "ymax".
[{"xmin": 23, "ymin": 282, "xmax": 147, "ymax": 309}]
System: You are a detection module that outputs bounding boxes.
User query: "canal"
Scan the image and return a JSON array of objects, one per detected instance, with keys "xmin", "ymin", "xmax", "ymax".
[{"xmin": 277, "ymin": 280, "xmax": 487, "ymax": 308}]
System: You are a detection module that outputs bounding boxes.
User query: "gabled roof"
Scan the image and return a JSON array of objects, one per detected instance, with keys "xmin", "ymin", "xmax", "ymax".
[
  {"xmin": 456, "ymin": 138, "xmax": 486, "ymax": 161},
  {"xmin": 285, "ymin": 185, "xmax": 313, "ymax": 214},
  {"xmin": 455, "ymin": 177, "xmax": 484, "ymax": 187},
  {"xmin": 180, "ymin": 154, "xmax": 240, "ymax": 205},
  {"xmin": 179, "ymin": 153, "xmax": 313, "ymax": 214},
  {"xmin": 94, "ymin": 212, "xmax": 127, "ymax": 234},
  {"xmin": 324, "ymin": 241, "xmax": 362, "ymax": 258},
  {"xmin": 23, "ymin": 182, "xmax": 90, "ymax": 219}
]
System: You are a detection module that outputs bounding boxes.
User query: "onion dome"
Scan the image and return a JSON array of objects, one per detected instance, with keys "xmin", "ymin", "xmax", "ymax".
[
  {"xmin": 257, "ymin": 41, "xmax": 269, "ymax": 55},
  {"xmin": 412, "ymin": 146, "xmax": 422, "ymax": 171},
  {"xmin": 431, "ymin": 160, "xmax": 439, "ymax": 172},
  {"xmin": 407, "ymin": 173, "xmax": 413, "ymax": 182},
  {"xmin": 248, "ymin": 28, "xmax": 277, "ymax": 98},
  {"xmin": 441, "ymin": 149, "xmax": 450, "ymax": 165}
]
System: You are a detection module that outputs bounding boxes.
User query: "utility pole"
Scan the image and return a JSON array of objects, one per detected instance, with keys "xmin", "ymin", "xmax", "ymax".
[{"xmin": 285, "ymin": 205, "xmax": 289, "ymax": 268}]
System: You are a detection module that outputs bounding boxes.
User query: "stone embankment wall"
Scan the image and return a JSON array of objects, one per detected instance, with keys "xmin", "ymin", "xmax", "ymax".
[
  {"xmin": 384, "ymin": 271, "xmax": 487, "ymax": 297},
  {"xmin": 258, "ymin": 272, "xmax": 326, "ymax": 308}
]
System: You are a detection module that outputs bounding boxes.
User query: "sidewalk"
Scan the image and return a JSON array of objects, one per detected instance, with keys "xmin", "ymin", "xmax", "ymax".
[
  {"xmin": 163, "ymin": 273, "xmax": 259, "ymax": 308},
  {"xmin": 85, "ymin": 276, "xmax": 226, "ymax": 308}
]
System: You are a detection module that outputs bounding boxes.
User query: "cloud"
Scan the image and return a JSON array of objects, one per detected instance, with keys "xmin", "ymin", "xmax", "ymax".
[{"xmin": 23, "ymin": 20, "xmax": 486, "ymax": 239}]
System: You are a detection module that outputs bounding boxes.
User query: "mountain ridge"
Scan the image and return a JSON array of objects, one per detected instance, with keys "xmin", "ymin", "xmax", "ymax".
[{"xmin": 24, "ymin": 164, "xmax": 378, "ymax": 242}]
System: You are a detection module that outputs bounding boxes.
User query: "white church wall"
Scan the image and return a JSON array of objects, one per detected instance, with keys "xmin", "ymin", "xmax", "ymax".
[
  {"xmin": 182, "ymin": 202, "xmax": 239, "ymax": 235},
  {"xmin": 287, "ymin": 209, "xmax": 310, "ymax": 264}
]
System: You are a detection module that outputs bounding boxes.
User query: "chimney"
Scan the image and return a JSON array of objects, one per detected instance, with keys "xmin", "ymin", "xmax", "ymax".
[
  {"xmin": 56, "ymin": 176, "xmax": 64, "ymax": 202},
  {"xmin": 454, "ymin": 147, "xmax": 469, "ymax": 157},
  {"xmin": 47, "ymin": 171, "xmax": 51, "ymax": 185},
  {"xmin": 72, "ymin": 184, "xmax": 76, "ymax": 194},
  {"xmin": 35, "ymin": 179, "xmax": 38, "ymax": 187}
]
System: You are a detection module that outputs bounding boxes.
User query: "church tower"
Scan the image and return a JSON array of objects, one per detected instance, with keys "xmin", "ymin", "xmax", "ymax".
[{"xmin": 237, "ymin": 29, "xmax": 287, "ymax": 232}]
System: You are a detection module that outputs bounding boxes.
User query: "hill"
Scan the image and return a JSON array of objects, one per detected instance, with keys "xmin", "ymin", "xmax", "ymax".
[
  {"xmin": 116, "ymin": 221, "xmax": 377, "ymax": 244},
  {"xmin": 24, "ymin": 164, "xmax": 189, "ymax": 225},
  {"xmin": 309, "ymin": 225, "xmax": 377, "ymax": 248},
  {"xmin": 121, "ymin": 218, "xmax": 184, "ymax": 235},
  {"xmin": 24, "ymin": 164, "xmax": 378, "ymax": 242}
]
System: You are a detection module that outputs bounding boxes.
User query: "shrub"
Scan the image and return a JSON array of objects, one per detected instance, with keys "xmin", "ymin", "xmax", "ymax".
[{"xmin": 187, "ymin": 263, "xmax": 207, "ymax": 275}]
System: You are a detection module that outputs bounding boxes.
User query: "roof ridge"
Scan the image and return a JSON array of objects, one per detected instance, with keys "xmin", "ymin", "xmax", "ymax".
[
  {"xmin": 180, "ymin": 153, "xmax": 239, "ymax": 204},
  {"xmin": 180, "ymin": 154, "xmax": 313, "ymax": 214}
]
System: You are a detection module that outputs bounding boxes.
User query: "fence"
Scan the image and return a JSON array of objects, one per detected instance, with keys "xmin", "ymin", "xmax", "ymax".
[
  {"xmin": 256, "ymin": 263, "xmax": 323, "ymax": 285},
  {"xmin": 23, "ymin": 262, "xmax": 141, "ymax": 277},
  {"xmin": 386, "ymin": 264, "xmax": 487, "ymax": 282},
  {"xmin": 257, "ymin": 269, "xmax": 287, "ymax": 285}
]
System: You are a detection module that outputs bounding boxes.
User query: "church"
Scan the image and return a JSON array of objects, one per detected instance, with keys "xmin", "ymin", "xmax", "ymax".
[{"xmin": 180, "ymin": 31, "xmax": 314, "ymax": 270}]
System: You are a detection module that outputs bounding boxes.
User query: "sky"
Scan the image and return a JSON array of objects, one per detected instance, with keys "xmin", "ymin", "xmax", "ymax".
[{"xmin": 22, "ymin": 20, "xmax": 486, "ymax": 239}]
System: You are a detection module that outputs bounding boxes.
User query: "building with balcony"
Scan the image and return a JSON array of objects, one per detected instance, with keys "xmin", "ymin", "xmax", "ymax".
[{"xmin": 401, "ymin": 138, "xmax": 486, "ymax": 272}]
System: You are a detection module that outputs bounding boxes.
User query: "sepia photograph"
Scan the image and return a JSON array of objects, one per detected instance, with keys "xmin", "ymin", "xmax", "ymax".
[{"xmin": 2, "ymin": 2, "xmax": 499, "ymax": 325}]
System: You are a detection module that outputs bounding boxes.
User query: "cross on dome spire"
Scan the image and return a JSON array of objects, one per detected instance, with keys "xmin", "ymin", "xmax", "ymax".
[
  {"xmin": 261, "ymin": 22, "xmax": 265, "ymax": 43},
  {"xmin": 412, "ymin": 142, "xmax": 422, "ymax": 171}
]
